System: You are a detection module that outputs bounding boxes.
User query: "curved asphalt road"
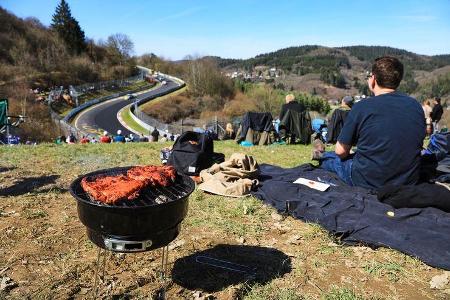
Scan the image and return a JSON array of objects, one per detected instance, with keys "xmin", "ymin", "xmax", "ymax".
[{"xmin": 73, "ymin": 79, "xmax": 179, "ymax": 136}]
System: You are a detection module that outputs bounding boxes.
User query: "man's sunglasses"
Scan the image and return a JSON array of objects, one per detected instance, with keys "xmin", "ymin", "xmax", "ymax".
[{"xmin": 365, "ymin": 71, "xmax": 373, "ymax": 80}]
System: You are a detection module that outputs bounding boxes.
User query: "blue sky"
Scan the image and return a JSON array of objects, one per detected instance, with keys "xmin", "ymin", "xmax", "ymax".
[{"xmin": 2, "ymin": 0, "xmax": 450, "ymax": 60}]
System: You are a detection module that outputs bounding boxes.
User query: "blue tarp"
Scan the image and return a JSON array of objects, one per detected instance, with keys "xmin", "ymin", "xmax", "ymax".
[{"xmin": 251, "ymin": 163, "xmax": 450, "ymax": 270}]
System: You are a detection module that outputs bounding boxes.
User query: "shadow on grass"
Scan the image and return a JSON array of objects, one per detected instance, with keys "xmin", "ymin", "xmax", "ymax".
[
  {"xmin": 171, "ymin": 244, "xmax": 291, "ymax": 293},
  {"xmin": 0, "ymin": 175, "xmax": 60, "ymax": 196},
  {"xmin": 0, "ymin": 166, "xmax": 16, "ymax": 173}
]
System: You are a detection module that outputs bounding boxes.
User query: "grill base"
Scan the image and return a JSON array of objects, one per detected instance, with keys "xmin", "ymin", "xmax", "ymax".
[
  {"xmin": 91, "ymin": 244, "xmax": 171, "ymax": 298},
  {"xmin": 86, "ymin": 222, "xmax": 181, "ymax": 253}
]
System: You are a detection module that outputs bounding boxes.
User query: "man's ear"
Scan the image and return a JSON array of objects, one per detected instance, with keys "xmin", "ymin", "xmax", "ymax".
[{"xmin": 370, "ymin": 78, "xmax": 377, "ymax": 91}]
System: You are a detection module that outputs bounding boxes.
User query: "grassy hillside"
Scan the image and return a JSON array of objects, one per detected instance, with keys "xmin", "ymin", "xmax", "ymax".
[{"xmin": 0, "ymin": 142, "xmax": 448, "ymax": 299}]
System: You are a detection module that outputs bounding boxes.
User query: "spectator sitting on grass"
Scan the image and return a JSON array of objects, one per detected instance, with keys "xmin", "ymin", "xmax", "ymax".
[
  {"xmin": 100, "ymin": 131, "xmax": 111, "ymax": 143},
  {"xmin": 80, "ymin": 135, "xmax": 90, "ymax": 144},
  {"xmin": 55, "ymin": 136, "xmax": 65, "ymax": 144},
  {"xmin": 66, "ymin": 133, "xmax": 77, "ymax": 144},
  {"xmin": 132, "ymin": 133, "xmax": 140, "ymax": 142},
  {"xmin": 279, "ymin": 94, "xmax": 306, "ymax": 121},
  {"xmin": 125, "ymin": 133, "xmax": 139, "ymax": 143},
  {"xmin": 313, "ymin": 56, "xmax": 425, "ymax": 189},
  {"xmin": 113, "ymin": 130, "xmax": 126, "ymax": 143},
  {"xmin": 326, "ymin": 96, "xmax": 353, "ymax": 144},
  {"xmin": 160, "ymin": 134, "xmax": 168, "ymax": 142},
  {"xmin": 223, "ymin": 123, "xmax": 236, "ymax": 140},
  {"xmin": 139, "ymin": 134, "xmax": 149, "ymax": 142}
]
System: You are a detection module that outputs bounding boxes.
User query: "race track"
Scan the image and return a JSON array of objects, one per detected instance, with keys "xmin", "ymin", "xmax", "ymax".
[{"xmin": 73, "ymin": 80, "xmax": 178, "ymax": 136}]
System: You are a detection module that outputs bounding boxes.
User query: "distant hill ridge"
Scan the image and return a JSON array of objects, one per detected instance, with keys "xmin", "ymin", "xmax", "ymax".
[{"xmin": 206, "ymin": 45, "xmax": 450, "ymax": 72}]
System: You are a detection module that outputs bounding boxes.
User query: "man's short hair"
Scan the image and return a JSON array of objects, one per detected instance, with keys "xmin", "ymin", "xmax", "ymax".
[
  {"xmin": 372, "ymin": 56, "xmax": 404, "ymax": 89},
  {"xmin": 286, "ymin": 94, "xmax": 295, "ymax": 103},
  {"xmin": 435, "ymin": 97, "xmax": 441, "ymax": 103}
]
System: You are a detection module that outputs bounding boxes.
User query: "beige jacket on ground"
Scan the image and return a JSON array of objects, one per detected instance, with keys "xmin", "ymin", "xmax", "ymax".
[{"xmin": 198, "ymin": 153, "xmax": 259, "ymax": 197}]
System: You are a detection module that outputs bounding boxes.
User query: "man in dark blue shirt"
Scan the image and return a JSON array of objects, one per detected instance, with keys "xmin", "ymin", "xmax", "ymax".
[{"xmin": 316, "ymin": 56, "xmax": 426, "ymax": 189}]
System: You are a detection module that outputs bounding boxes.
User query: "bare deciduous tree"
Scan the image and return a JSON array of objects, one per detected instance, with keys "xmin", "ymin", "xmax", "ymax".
[
  {"xmin": 106, "ymin": 33, "xmax": 134, "ymax": 60},
  {"xmin": 183, "ymin": 56, "xmax": 234, "ymax": 98}
]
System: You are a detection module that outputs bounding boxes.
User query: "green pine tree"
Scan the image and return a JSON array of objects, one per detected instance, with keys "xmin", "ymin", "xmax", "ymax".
[{"xmin": 51, "ymin": 0, "xmax": 86, "ymax": 54}]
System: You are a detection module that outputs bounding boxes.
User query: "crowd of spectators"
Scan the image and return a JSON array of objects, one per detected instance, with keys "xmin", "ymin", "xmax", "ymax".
[{"xmin": 54, "ymin": 129, "xmax": 178, "ymax": 145}]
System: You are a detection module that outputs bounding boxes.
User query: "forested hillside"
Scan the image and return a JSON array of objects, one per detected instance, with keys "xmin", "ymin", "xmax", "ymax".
[
  {"xmin": 216, "ymin": 45, "xmax": 450, "ymax": 73},
  {"xmin": 0, "ymin": 2, "xmax": 137, "ymax": 141},
  {"xmin": 213, "ymin": 45, "xmax": 450, "ymax": 99}
]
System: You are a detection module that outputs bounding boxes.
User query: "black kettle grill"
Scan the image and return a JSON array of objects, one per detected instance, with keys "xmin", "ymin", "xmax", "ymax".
[
  {"xmin": 69, "ymin": 166, "xmax": 195, "ymax": 252},
  {"xmin": 69, "ymin": 166, "xmax": 195, "ymax": 298}
]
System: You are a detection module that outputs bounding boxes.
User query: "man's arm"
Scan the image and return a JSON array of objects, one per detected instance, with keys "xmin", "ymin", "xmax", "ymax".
[
  {"xmin": 336, "ymin": 106, "xmax": 359, "ymax": 158},
  {"xmin": 335, "ymin": 141, "xmax": 352, "ymax": 159}
]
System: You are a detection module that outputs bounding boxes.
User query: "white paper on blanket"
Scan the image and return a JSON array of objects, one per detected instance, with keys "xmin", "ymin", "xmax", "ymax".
[{"xmin": 293, "ymin": 178, "xmax": 330, "ymax": 191}]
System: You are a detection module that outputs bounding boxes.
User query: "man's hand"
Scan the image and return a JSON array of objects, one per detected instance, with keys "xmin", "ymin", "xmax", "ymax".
[{"xmin": 335, "ymin": 141, "xmax": 351, "ymax": 159}]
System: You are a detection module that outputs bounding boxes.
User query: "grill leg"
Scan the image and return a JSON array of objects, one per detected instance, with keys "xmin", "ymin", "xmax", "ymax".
[
  {"xmin": 101, "ymin": 250, "xmax": 108, "ymax": 279},
  {"xmin": 161, "ymin": 245, "xmax": 169, "ymax": 281},
  {"xmin": 155, "ymin": 246, "xmax": 169, "ymax": 300},
  {"xmin": 92, "ymin": 248, "xmax": 108, "ymax": 299},
  {"xmin": 92, "ymin": 248, "xmax": 102, "ymax": 299}
]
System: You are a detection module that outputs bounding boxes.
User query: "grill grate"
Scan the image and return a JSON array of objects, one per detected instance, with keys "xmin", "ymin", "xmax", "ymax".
[{"xmin": 71, "ymin": 167, "xmax": 195, "ymax": 208}]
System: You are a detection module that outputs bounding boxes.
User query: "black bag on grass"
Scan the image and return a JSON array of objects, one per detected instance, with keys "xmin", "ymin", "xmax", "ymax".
[{"xmin": 167, "ymin": 131, "xmax": 214, "ymax": 176}]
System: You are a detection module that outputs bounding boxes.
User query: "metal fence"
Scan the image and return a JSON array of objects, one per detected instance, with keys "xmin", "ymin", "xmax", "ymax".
[
  {"xmin": 130, "ymin": 70, "xmax": 230, "ymax": 137},
  {"xmin": 132, "ymin": 107, "xmax": 228, "ymax": 137},
  {"xmin": 49, "ymin": 68, "xmax": 152, "ymax": 138},
  {"xmin": 130, "ymin": 70, "xmax": 187, "ymax": 135},
  {"xmin": 49, "ymin": 108, "xmax": 85, "ymax": 140},
  {"xmin": 71, "ymin": 73, "xmax": 144, "ymax": 99},
  {"xmin": 46, "ymin": 86, "xmax": 64, "ymax": 103},
  {"xmin": 63, "ymin": 83, "xmax": 154, "ymax": 123}
]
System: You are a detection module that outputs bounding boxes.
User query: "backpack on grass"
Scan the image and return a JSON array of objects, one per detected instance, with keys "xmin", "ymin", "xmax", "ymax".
[
  {"xmin": 167, "ymin": 131, "xmax": 215, "ymax": 176},
  {"xmin": 424, "ymin": 132, "xmax": 450, "ymax": 161}
]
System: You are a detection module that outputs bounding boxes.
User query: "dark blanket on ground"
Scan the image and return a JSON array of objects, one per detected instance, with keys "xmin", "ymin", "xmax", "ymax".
[
  {"xmin": 378, "ymin": 183, "xmax": 450, "ymax": 212},
  {"xmin": 251, "ymin": 163, "xmax": 450, "ymax": 270}
]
